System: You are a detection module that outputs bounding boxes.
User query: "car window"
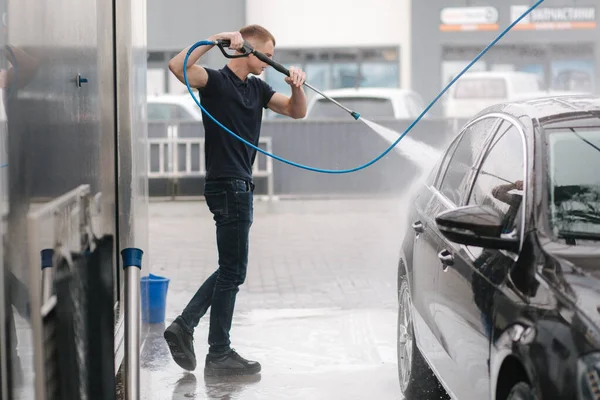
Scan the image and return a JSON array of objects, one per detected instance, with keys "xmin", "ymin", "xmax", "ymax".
[
  {"xmin": 438, "ymin": 117, "xmax": 500, "ymax": 205},
  {"xmin": 433, "ymin": 133, "xmax": 462, "ymax": 188},
  {"xmin": 467, "ymin": 121, "xmax": 525, "ymax": 235},
  {"xmin": 148, "ymin": 103, "xmax": 175, "ymax": 121},
  {"xmin": 174, "ymin": 105, "xmax": 197, "ymax": 121},
  {"xmin": 547, "ymin": 127, "xmax": 600, "ymax": 241},
  {"xmin": 308, "ymin": 97, "xmax": 395, "ymax": 119},
  {"xmin": 454, "ymin": 78, "xmax": 507, "ymax": 99}
]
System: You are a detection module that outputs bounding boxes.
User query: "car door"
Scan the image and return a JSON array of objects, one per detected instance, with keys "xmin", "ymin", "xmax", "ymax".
[
  {"xmin": 411, "ymin": 115, "xmax": 501, "ymax": 384},
  {"xmin": 435, "ymin": 119, "xmax": 527, "ymax": 400}
]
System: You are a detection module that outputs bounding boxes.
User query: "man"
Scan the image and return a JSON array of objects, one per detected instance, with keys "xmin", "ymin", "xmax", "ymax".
[{"xmin": 163, "ymin": 25, "xmax": 307, "ymax": 376}]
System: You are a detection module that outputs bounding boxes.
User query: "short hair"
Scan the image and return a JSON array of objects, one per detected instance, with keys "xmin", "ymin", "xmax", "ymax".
[{"xmin": 239, "ymin": 24, "xmax": 276, "ymax": 47}]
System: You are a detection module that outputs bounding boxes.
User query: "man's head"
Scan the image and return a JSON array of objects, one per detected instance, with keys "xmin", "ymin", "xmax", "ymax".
[{"xmin": 239, "ymin": 24, "xmax": 276, "ymax": 76}]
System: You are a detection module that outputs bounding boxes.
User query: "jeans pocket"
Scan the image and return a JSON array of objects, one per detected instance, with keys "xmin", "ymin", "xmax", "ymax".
[
  {"xmin": 204, "ymin": 191, "xmax": 228, "ymax": 218},
  {"xmin": 234, "ymin": 191, "xmax": 253, "ymax": 224}
]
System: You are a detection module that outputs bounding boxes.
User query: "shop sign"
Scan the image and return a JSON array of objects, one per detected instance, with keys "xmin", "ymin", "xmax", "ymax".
[
  {"xmin": 511, "ymin": 5, "xmax": 597, "ymax": 30},
  {"xmin": 440, "ymin": 7, "xmax": 499, "ymax": 32}
]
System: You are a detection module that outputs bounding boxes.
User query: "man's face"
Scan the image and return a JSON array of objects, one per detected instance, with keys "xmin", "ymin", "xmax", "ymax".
[{"xmin": 247, "ymin": 39, "xmax": 274, "ymax": 75}]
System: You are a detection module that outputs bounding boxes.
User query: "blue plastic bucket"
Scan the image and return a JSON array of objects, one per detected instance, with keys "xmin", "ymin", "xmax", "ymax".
[{"xmin": 140, "ymin": 273, "xmax": 170, "ymax": 324}]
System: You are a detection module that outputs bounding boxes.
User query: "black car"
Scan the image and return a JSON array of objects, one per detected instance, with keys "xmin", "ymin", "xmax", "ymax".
[{"xmin": 397, "ymin": 95, "xmax": 600, "ymax": 400}]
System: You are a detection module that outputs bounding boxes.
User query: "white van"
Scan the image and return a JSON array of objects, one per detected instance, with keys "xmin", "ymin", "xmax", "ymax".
[
  {"xmin": 443, "ymin": 71, "xmax": 545, "ymax": 119},
  {"xmin": 305, "ymin": 88, "xmax": 427, "ymax": 120},
  {"xmin": 147, "ymin": 94, "xmax": 203, "ymax": 122}
]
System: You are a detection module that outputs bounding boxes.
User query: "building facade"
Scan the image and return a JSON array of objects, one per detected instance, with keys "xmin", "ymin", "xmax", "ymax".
[
  {"xmin": 146, "ymin": 0, "xmax": 410, "ymax": 100},
  {"xmin": 411, "ymin": 0, "xmax": 600, "ymax": 114},
  {"xmin": 147, "ymin": 0, "xmax": 600, "ymax": 117}
]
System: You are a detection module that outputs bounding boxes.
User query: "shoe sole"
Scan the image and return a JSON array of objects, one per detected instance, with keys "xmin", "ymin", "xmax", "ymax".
[
  {"xmin": 204, "ymin": 364, "xmax": 261, "ymax": 377},
  {"xmin": 164, "ymin": 330, "xmax": 196, "ymax": 371}
]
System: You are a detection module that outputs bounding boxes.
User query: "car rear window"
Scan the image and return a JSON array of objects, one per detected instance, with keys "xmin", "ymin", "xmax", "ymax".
[
  {"xmin": 308, "ymin": 97, "xmax": 395, "ymax": 119},
  {"xmin": 148, "ymin": 103, "xmax": 173, "ymax": 121},
  {"xmin": 547, "ymin": 127, "xmax": 600, "ymax": 239},
  {"xmin": 454, "ymin": 78, "xmax": 507, "ymax": 99}
]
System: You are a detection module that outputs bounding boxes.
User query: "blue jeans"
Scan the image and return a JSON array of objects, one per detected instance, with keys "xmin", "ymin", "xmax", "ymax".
[{"xmin": 179, "ymin": 178, "xmax": 254, "ymax": 355}]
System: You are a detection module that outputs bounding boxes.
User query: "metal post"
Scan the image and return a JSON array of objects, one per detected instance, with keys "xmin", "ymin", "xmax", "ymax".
[{"xmin": 120, "ymin": 248, "xmax": 143, "ymax": 400}]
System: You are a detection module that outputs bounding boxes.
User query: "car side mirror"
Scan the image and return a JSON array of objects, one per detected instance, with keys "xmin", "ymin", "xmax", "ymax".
[{"xmin": 435, "ymin": 205, "xmax": 519, "ymax": 252}]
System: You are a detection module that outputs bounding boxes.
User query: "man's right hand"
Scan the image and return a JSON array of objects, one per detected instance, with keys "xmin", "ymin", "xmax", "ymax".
[
  {"xmin": 169, "ymin": 31, "xmax": 242, "ymax": 89},
  {"xmin": 210, "ymin": 32, "xmax": 245, "ymax": 51}
]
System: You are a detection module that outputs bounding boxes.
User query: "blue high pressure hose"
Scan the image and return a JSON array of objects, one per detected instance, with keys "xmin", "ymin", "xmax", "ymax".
[{"xmin": 184, "ymin": 0, "xmax": 544, "ymax": 175}]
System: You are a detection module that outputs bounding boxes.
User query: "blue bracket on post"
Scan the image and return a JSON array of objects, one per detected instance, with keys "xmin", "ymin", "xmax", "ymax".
[
  {"xmin": 40, "ymin": 249, "xmax": 54, "ymax": 269},
  {"xmin": 121, "ymin": 248, "xmax": 143, "ymax": 269},
  {"xmin": 40, "ymin": 248, "xmax": 55, "ymax": 303}
]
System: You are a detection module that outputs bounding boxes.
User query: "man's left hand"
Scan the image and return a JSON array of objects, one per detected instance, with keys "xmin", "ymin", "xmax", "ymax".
[{"xmin": 285, "ymin": 66, "xmax": 306, "ymax": 88}]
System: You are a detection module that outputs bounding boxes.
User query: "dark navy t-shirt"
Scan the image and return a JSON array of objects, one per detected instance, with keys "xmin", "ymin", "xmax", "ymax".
[{"xmin": 198, "ymin": 65, "xmax": 276, "ymax": 182}]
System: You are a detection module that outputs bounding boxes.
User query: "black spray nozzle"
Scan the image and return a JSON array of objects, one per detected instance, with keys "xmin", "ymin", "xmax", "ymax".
[
  {"xmin": 215, "ymin": 39, "xmax": 254, "ymax": 58},
  {"xmin": 251, "ymin": 51, "xmax": 290, "ymax": 77}
]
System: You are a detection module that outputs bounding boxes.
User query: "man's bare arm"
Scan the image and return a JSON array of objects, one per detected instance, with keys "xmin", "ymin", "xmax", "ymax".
[
  {"xmin": 168, "ymin": 31, "xmax": 244, "ymax": 88},
  {"xmin": 267, "ymin": 66, "xmax": 307, "ymax": 119}
]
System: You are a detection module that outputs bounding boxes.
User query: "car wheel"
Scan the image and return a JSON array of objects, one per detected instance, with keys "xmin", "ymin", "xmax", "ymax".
[
  {"xmin": 397, "ymin": 274, "xmax": 448, "ymax": 400},
  {"xmin": 506, "ymin": 382, "xmax": 537, "ymax": 400}
]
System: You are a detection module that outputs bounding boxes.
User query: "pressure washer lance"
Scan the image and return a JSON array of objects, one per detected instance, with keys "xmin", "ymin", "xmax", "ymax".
[{"xmin": 215, "ymin": 39, "xmax": 361, "ymax": 121}]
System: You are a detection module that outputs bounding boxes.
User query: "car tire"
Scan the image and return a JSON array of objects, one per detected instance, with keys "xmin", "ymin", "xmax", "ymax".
[
  {"xmin": 506, "ymin": 382, "xmax": 537, "ymax": 400},
  {"xmin": 397, "ymin": 274, "xmax": 449, "ymax": 400}
]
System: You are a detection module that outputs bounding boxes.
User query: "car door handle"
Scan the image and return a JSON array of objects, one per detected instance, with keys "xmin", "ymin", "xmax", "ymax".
[
  {"xmin": 412, "ymin": 221, "xmax": 424, "ymax": 233},
  {"xmin": 438, "ymin": 249, "xmax": 454, "ymax": 266}
]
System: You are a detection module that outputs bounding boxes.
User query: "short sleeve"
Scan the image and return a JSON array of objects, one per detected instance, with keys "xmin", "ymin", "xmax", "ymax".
[
  {"xmin": 260, "ymin": 79, "xmax": 276, "ymax": 109},
  {"xmin": 199, "ymin": 68, "xmax": 224, "ymax": 97}
]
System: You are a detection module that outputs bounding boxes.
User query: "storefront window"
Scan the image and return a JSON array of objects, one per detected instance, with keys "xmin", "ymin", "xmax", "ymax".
[
  {"xmin": 360, "ymin": 62, "xmax": 399, "ymax": 88},
  {"xmin": 551, "ymin": 60, "xmax": 595, "ymax": 92},
  {"xmin": 332, "ymin": 62, "xmax": 360, "ymax": 89}
]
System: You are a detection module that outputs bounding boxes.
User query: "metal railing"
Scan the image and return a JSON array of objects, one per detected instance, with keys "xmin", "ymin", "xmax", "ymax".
[
  {"xmin": 148, "ymin": 136, "xmax": 274, "ymax": 199},
  {"xmin": 147, "ymin": 118, "xmax": 464, "ymax": 198},
  {"xmin": 27, "ymin": 184, "xmax": 93, "ymax": 400}
]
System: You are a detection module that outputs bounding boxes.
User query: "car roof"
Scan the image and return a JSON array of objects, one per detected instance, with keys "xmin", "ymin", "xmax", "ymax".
[
  {"xmin": 147, "ymin": 94, "xmax": 198, "ymax": 104},
  {"xmin": 478, "ymin": 95, "xmax": 600, "ymax": 124},
  {"xmin": 312, "ymin": 87, "xmax": 418, "ymax": 100}
]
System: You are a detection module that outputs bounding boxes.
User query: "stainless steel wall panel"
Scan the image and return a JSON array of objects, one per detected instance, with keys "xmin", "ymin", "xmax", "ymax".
[{"xmin": 3, "ymin": 0, "xmax": 121, "ymax": 397}]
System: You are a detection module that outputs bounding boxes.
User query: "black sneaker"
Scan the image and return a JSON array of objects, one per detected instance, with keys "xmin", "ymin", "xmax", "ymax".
[
  {"xmin": 204, "ymin": 349, "xmax": 261, "ymax": 377},
  {"xmin": 164, "ymin": 318, "xmax": 197, "ymax": 371}
]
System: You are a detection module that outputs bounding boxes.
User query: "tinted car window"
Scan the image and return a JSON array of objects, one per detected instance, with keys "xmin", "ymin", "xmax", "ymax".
[
  {"xmin": 547, "ymin": 127, "xmax": 600, "ymax": 240},
  {"xmin": 433, "ymin": 134, "xmax": 461, "ymax": 188},
  {"xmin": 439, "ymin": 117, "xmax": 500, "ymax": 204},
  {"xmin": 468, "ymin": 121, "xmax": 525, "ymax": 236},
  {"xmin": 308, "ymin": 97, "xmax": 395, "ymax": 119}
]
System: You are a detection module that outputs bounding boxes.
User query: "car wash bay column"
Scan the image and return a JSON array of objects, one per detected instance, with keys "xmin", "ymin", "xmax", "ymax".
[{"xmin": 411, "ymin": 0, "xmax": 600, "ymax": 115}]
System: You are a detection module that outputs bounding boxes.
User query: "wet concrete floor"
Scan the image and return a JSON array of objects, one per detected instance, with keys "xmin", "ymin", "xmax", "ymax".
[{"xmin": 141, "ymin": 197, "xmax": 406, "ymax": 399}]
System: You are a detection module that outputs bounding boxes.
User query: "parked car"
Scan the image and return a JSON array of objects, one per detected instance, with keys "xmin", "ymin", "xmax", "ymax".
[
  {"xmin": 442, "ymin": 71, "xmax": 589, "ymax": 120},
  {"xmin": 397, "ymin": 94, "xmax": 600, "ymax": 400},
  {"xmin": 147, "ymin": 94, "xmax": 203, "ymax": 122},
  {"xmin": 304, "ymin": 88, "xmax": 427, "ymax": 120}
]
